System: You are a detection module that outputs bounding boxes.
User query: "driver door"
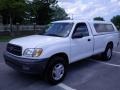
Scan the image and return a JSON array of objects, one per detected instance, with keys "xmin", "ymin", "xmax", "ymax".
[{"xmin": 70, "ymin": 23, "xmax": 93, "ymax": 63}]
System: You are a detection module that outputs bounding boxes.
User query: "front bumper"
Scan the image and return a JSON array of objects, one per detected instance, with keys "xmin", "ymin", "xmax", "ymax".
[{"xmin": 4, "ymin": 52, "xmax": 49, "ymax": 74}]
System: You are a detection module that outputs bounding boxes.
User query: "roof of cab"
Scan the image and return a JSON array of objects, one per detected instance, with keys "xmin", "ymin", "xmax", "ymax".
[{"xmin": 53, "ymin": 20, "xmax": 112, "ymax": 24}]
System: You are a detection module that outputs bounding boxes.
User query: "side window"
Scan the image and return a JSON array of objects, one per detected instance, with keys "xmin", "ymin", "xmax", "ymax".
[
  {"xmin": 72, "ymin": 23, "xmax": 89, "ymax": 38},
  {"xmin": 94, "ymin": 24, "xmax": 105, "ymax": 32},
  {"xmin": 105, "ymin": 24, "xmax": 115, "ymax": 32},
  {"xmin": 94, "ymin": 24, "xmax": 115, "ymax": 33}
]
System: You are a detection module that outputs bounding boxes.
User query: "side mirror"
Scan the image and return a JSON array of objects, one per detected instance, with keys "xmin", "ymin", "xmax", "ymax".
[{"xmin": 72, "ymin": 33, "xmax": 83, "ymax": 39}]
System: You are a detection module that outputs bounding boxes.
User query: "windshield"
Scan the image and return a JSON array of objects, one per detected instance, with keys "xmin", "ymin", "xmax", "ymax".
[{"xmin": 42, "ymin": 23, "xmax": 73, "ymax": 37}]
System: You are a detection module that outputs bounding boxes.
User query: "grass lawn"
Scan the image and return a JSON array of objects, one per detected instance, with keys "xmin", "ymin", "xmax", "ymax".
[{"xmin": 0, "ymin": 36, "xmax": 14, "ymax": 42}]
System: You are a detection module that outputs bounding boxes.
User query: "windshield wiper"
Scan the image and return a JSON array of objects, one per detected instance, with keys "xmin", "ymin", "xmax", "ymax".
[{"xmin": 45, "ymin": 34, "xmax": 63, "ymax": 37}]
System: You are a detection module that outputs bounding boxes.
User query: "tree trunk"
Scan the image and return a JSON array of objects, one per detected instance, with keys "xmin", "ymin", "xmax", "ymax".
[{"xmin": 10, "ymin": 15, "xmax": 14, "ymax": 37}]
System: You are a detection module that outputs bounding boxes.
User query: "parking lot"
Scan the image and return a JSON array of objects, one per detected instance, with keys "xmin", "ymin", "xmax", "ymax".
[{"xmin": 0, "ymin": 42, "xmax": 120, "ymax": 90}]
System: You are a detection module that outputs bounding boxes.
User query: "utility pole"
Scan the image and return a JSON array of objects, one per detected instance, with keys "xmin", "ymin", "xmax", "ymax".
[{"xmin": 71, "ymin": 14, "xmax": 74, "ymax": 20}]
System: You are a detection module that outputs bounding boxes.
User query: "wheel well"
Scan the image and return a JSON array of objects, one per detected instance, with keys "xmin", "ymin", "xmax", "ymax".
[
  {"xmin": 107, "ymin": 41, "xmax": 113, "ymax": 49},
  {"xmin": 49, "ymin": 53, "xmax": 69, "ymax": 64}
]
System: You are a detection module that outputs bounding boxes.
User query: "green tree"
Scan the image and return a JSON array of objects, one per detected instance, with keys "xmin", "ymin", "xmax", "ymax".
[
  {"xmin": 94, "ymin": 17, "xmax": 105, "ymax": 21},
  {"xmin": 0, "ymin": 0, "xmax": 68, "ymax": 25},
  {"xmin": 52, "ymin": 6, "xmax": 68, "ymax": 21},
  {"xmin": 27, "ymin": 1, "xmax": 68, "ymax": 24},
  {"xmin": 111, "ymin": 15, "xmax": 120, "ymax": 30},
  {"xmin": 31, "ymin": 0, "xmax": 58, "ymax": 25},
  {"xmin": 0, "ymin": 0, "xmax": 27, "ymax": 25}
]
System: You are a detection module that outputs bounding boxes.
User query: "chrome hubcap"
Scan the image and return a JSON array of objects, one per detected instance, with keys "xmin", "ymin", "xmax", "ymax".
[
  {"xmin": 107, "ymin": 49, "xmax": 112, "ymax": 58},
  {"xmin": 52, "ymin": 63, "xmax": 64, "ymax": 80}
]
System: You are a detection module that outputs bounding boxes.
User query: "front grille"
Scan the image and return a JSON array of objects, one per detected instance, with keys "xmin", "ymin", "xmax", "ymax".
[{"xmin": 7, "ymin": 43, "xmax": 22, "ymax": 56}]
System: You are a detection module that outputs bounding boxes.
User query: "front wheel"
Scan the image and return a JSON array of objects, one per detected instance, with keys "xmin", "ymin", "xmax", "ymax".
[
  {"xmin": 44, "ymin": 56, "xmax": 67, "ymax": 85},
  {"xmin": 102, "ymin": 46, "xmax": 113, "ymax": 61}
]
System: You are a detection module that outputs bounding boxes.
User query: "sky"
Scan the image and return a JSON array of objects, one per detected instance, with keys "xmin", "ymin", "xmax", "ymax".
[{"xmin": 58, "ymin": 0, "xmax": 120, "ymax": 21}]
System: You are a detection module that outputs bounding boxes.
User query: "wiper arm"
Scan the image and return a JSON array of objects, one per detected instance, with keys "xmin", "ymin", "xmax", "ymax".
[{"xmin": 45, "ymin": 34, "xmax": 62, "ymax": 37}]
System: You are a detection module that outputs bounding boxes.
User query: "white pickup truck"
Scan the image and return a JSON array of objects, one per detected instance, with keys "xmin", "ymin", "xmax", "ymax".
[{"xmin": 4, "ymin": 20, "xmax": 119, "ymax": 84}]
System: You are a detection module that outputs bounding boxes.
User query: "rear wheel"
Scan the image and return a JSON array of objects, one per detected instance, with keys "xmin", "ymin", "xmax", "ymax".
[
  {"xmin": 44, "ymin": 56, "xmax": 67, "ymax": 85},
  {"xmin": 101, "ymin": 45, "xmax": 113, "ymax": 61}
]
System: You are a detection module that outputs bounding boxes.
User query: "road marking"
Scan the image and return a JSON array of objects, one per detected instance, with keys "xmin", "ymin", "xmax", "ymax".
[
  {"xmin": 58, "ymin": 83, "xmax": 76, "ymax": 90},
  {"xmin": 90, "ymin": 59, "xmax": 120, "ymax": 68},
  {"xmin": 113, "ymin": 51, "xmax": 120, "ymax": 54}
]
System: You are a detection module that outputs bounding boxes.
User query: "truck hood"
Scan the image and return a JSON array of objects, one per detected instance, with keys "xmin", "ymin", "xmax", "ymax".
[{"xmin": 9, "ymin": 35, "xmax": 64, "ymax": 48}]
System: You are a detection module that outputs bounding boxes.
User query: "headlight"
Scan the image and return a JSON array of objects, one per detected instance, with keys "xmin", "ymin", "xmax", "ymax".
[{"xmin": 23, "ymin": 48, "xmax": 43, "ymax": 57}]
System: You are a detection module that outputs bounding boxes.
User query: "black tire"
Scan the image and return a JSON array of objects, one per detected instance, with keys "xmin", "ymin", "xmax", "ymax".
[
  {"xmin": 101, "ymin": 45, "xmax": 113, "ymax": 61},
  {"xmin": 44, "ymin": 56, "xmax": 67, "ymax": 85}
]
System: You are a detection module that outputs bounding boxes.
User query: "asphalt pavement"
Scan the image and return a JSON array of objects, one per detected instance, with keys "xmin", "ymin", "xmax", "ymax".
[{"xmin": 0, "ymin": 42, "xmax": 120, "ymax": 90}]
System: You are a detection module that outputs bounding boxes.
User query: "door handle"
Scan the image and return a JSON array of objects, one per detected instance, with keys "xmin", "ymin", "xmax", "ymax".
[{"xmin": 88, "ymin": 39, "xmax": 91, "ymax": 41}]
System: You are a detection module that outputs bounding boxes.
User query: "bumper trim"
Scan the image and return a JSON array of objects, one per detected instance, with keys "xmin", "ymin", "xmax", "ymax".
[{"xmin": 4, "ymin": 52, "xmax": 49, "ymax": 74}]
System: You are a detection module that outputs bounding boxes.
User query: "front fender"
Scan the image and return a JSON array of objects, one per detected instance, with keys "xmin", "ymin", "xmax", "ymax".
[{"xmin": 40, "ymin": 41, "xmax": 70, "ymax": 61}]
